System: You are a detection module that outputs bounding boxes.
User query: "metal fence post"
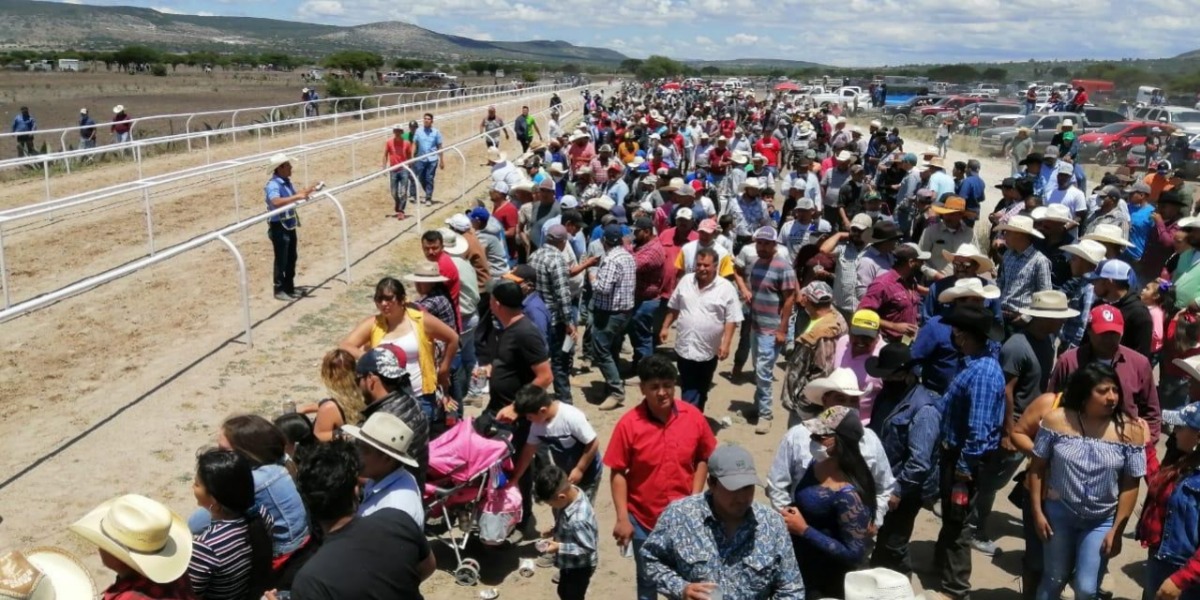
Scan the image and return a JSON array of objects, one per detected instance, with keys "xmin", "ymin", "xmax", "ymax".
[
  {"xmin": 214, "ymin": 234, "xmax": 252, "ymax": 347},
  {"xmin": 320, "ymin": 191, "xmax": 352, "ymax": 286},
  {"xmin": 142, "ymin": 187, "xmax": 155, "ymax": 256},
  {"xmin": 42, "ymin": 157, "xmax": 50, "ymax": 202},
  {"xmin": 233, "ymin": 174, "xmax": 241, "ymax": 221},
  {"xmin": 185, "ymin": 115, "xmax": 195, "ymax": 152},
  {"xmin": 0, "ymin": 223, "xmax": 9, "ymax": 308},
  {"xmin": 231, "ymin": 110, "xmax": 240, "ymax": 143},
  {"xmin": 446, "ymin": 146, "xmax": 468, "ymax": 201}
]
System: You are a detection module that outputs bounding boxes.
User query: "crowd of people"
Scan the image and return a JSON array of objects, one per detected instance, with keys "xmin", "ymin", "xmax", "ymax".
[
  {"xmin": 9, "ymin": 103, "xmax": 132, "ymax": 157},
  {"xmin": 14, "ymin": 81, "xmax": 1200, "ymax": 600}
]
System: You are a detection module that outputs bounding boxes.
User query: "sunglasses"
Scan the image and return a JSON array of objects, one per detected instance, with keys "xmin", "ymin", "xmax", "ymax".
[{"xmin": 374, "ymin": 294, "xmax": 397, "ymax": 304}]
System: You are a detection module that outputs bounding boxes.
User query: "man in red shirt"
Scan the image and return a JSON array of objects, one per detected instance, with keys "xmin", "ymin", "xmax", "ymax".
[
  {"xmin": 605, "ymin": 354, "xmax": 716, "ymax": 600},
  {"xmin": 421, "ymin": 230, "xmax": 462, "ymax": 330},
  {"xmin": 859, "ymin": 242, "xmax": 926, "ymax": 342},
  {"xmin": 383, "ymin": 125, "xmax": 414, "ymax": 219},
  {"xmin": 707, "ymin": 137, "xmax": 732, "ymax": 181},
  {"xmin": 630, "ymin": 217, "xmax": 666, "ymax": 367},
  {"xmin": 754, "ymin": 132, "xmax": 782, "ymax": 177}
]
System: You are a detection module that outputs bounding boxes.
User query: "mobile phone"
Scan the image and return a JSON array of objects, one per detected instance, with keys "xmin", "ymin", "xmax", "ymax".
[{"xmin": 313, "ymin": 181, "xmax": 326, "ymax": 192}]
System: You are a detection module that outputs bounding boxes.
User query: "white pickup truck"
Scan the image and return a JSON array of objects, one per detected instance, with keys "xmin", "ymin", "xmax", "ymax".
[{"xmin": 804, "ymin": 86, "xmax": 870, "ymax": 108}]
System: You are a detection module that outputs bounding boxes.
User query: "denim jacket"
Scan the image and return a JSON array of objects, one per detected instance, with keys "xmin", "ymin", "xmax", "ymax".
[
  {"xmin": 254, "ymin": 463, "xmax": 310, "ymax": 556},
  {"xmin": 878, "ymin": 384, "xmax": 943, "ymax": 502},
  {"xmin": 1156, "ymin": 470, "xmax": 1200, "ymax": 567}
]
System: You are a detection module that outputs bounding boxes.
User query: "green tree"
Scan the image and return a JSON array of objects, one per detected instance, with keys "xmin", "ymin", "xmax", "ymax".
[
  {"xmin": 925, "ymin": 64, "xmax": 980, "ymax": 83},
  {"xmin": 112, "ymin": 45, "xmax": 160, "ymax": 71},
  {"xmin": 323, "ymin": 50, "xmax": 384, "ymax": 79},
  {"xmin": 981, "ymin": 67, "xmax": 1008, "ymax": 82},
  {"xmin": 521, "ymin": 69, "xmax": 539, "ymax": 83},
  {"xmin": 160, "ymin": 53, "xmax": 186, "ymax": 72},
  {"xmin": 700, "ymin": 65, "xmax": 721, "ymax": 76},
  {"xmin": 635, "ymin": 55, "xmax": 684, "ymax": 80},
  {"xmin": 620, "ymin": 58, "xmax": 643, "ymax": 74},
  {"xmin": 561, "ymin": 63, "xmax": 580, "ymax": 75},
  {"xmin": 260, "ymin": 52, "xmax": 299, "ymax": 70},
  {"xmin": 1049, "ymin": 65, "xmax": 1071, "ymax": 78}
]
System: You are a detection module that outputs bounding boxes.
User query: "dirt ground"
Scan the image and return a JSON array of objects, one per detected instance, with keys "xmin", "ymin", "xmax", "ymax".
[{"xmin": 0, "ymin": 93, "xmax": 1150, "ymax": 600}]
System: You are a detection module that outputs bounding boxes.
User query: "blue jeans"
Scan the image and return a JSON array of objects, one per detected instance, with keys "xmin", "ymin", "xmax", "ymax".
[
  {"xmin": 549, "ymin": 321, "xmax": 574, "ymax": 404},
  {"xmin": 450, "ymin": 314, "xmax": 478, "ymax": 404},
  {"xmin": 752, "ymin": 331, "xmax": 779, "ymax": 421},
  {"xmin": 630, "ymin": 515, "xmax": 656, "ymax": 600},
  {"xmin": 1144, "ymin": 555, "xmax": 1200, "ymax": 600},
  {"xmin": 590, "ymin": 309, "xmax": 630, "ymax": 400},
  {"xmin": 627, "ymin": 299, "xmax": 660, "ymax": 365},
  {"xmin": 389, "ymin": 169, "xmax": 415, "ymax": 212},
  {"xmin": 413, "ymin": 160, "xmax": 437, "ymax": 201},
  {"xmin": 969, "ymin": 450, "xmax": 1026, "ymax": 540},
  {"xmin": 678, "ymin": 356, "xmax": 718, "ymax": 412},
  {"xmin": 1036, "ymin": 499, "xmax": 1113, "ymax": 600}
]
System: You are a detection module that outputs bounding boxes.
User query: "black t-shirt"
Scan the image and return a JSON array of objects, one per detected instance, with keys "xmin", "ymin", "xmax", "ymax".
[
  {"xmin": 488, "ymin": 316, "xmax": 549, "ymax": 412},
  {"xmin": 290, "ymin": 509, "xmax": 429, "ymax": 600}
]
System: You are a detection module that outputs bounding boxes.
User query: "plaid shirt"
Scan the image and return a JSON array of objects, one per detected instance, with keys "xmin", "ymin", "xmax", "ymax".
[
  {"xmin": 553, "ymin": 486, "xmax": 599, "ymax": 570},
  {"xmin": 632, "ymin": 237, "xmax": 666, "ymax": 300},
  {"xmin": 593, "ymin": 245, "xmax": 636, "ymax": 312},
  {"xmin": 939, "ymin": 352, "xmax": 1006, "ymax": 474},
  {"xmin": 530, "ymin": 245, "xmax": 574, "ymax": 327},
  {"xmin": 998, "ymin": 244, "xmax": 1052, "ymax": 313}
]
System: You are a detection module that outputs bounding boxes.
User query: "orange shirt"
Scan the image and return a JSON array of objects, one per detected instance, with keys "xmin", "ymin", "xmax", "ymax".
[
  {"xmin": 385, "ymin": 138, "xmax": 412, "ymax": 167},
  {"xmin": 1144, "ymin": 173, "xmax": 1171, "ymax": 202}
]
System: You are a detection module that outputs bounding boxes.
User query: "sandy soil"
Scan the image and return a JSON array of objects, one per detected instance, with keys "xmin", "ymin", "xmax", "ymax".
[{"xmin": 0, "ymin": 98, "xmax": 1149, "ymax": 600}]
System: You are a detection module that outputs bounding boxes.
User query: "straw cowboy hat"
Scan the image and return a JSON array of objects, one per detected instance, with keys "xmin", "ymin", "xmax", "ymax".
[
  {"xmin": 731, "ymin": 152, "xmax": 750, "ymax": 165},
  {"xmin": 937, "ymin": 277, "xmax": 1000, "ymax": 303},
  {"xmin": 802, "ymin": 368, "xmax": 866, "ymax": 406},
  {"xmin": 995, "ymin": 215, "xmax": 1044, "ymax": 239},
  {"xmin": 1082, "ymin": 223, "xmax": 1133, "ymax": 247},
  {"xmin": 0, "ymin": 548, "xmax": 96, "ymax": 599},
  {"xmin": 660, "ymin": 177, "xmax": 684, "ymax": 192},
  {"xmin": 341, "ymin": 412, "xmax": 419, "ymax": 468},
  {"xmin": 485, "ymin": 147, "xmax": 507, "ymax": 164},
  {"xmin": 402, "ymin": 262, "xmax": 449, "ymax": 285},
  {"xmin": 267, "ymin": 153, "xmax": 295, "ymax": 171},
  {"xmin": 920, "ymin": 156, "xmax": 946, "ymax": 170},
  {"xmin": 835, "ymin": 150, "xmax": 854, "ymax": 162},
  {"xmin": 548, "ymin": 162, "xmax": 567, "ymax": 176},
  {"xmin": 1062, "ymin": 239, "xmax": 1107, "ymax": 265},
  {"xmin": 739, "ymin": 177, "xmax": 763, "ymax": 192},
  {"xmin": 1173, "ymin": 355, "xmax": 1200, "ymax": 384},
  {"xmin": 1032, "ymin": 204, "xmax": 1077, "ymax": 226},
  {"xmin": 931, "ymin": 195, "xmax": 968, "ymax": 216},
  {"xmin": 569, "ymin": 132, "xmax": 589, "ymax": 143},
  {"xmin": 70, "ymin": 494, "xmax": 193, "ymax": 584},
  {"xmin": 842, "ymin": 568, "xmax": 941, "ymax": 600},
  {"xmin": 941, "ymin": 242, "xmax": 994, "ymax": 273},
  {"xmin": 1019, "ymin": 290, "xmax": 1080, "ymax": 320}
]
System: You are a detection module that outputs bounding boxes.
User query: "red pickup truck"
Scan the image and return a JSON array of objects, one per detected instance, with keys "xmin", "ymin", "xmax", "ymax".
[{"xmin": 916, "ymin": 96, "xmax": 984, "ymax": 128}]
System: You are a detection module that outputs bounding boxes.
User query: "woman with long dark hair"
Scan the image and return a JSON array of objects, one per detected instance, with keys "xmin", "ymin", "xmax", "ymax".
[
  {"xmin": 1029, "ymin": 363, "xmax": 1146, "ymax": 600},
  {"xmin": 780, "ymin": 405, "xmax": 876, "ymax": 599},
  {"xmin": 188, "ymin": 449, "xmax": 274, "ymax": 600}
]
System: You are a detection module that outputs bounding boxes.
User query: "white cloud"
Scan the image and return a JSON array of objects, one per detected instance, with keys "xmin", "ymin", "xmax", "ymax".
[
  {"xmin": 725, "ymin": 33, "xmax": 759, "ymax": 46},
  {"xmin": 298, "ymin": 0, "xmax": 345, "ymax": 16},
  {"xmin": 694, "ymin": 35, "xmax": 713, "ymax": 45}
]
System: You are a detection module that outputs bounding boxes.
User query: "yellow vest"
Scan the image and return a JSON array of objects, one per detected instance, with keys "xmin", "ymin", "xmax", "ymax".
[{"xmin": 370, "ymin": 307, "xmax": 437, "ymax": 395}]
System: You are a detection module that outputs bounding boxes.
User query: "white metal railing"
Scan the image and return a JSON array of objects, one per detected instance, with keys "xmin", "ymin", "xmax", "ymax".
[
  {"xmin": 1, "ymin": 82, "xmax": 566, "ymax": 195},
  {"xmin": 0, "ymin": 85, "xmax": 578, "ymax": 309},
  {"xmin": 0, "ymin": 95, "xmax": 583, "ymax": 326}
]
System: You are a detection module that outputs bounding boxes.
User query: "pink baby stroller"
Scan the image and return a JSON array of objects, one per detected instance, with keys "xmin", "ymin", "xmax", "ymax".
[{"xmin": 423, "ymin": 417, "xmax": 520, "ymax": 586}]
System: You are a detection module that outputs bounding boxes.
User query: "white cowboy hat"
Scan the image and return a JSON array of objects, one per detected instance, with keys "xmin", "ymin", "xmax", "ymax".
[
  {"xmin": 341, "ymin": 412, "xmax": 419, "ymax": 468},
  {"xmin": 70, "ymin": 494, "xmax": 193, "ymax": 584},
  {"xmin": 569, "ymin": 131, "xmax": 589, "ymax": 143},
  {"xmin": 836, "ymin": 150, "xmax": 854, "ymax": 162},
  {"xmin": 548, "ymin": 162, "xmax": 567, "ymax": 175},
  {"xmin": 843, "ymin": 568, "xmax": 941, "ymax": 600},
  {"xmin": 403, "ymin": 262, "xmax": 450, "ymax": 284},
  {"xmin": 995, "ymin": 215, "xmax": 1044, "ymax": 239},
  {"xmin": 731, "ymin": 152, "xmax": 749, "ymax": 165},
  {"xmin": 802, "ymin": 368, "xmax": 866, "ymax": 406},
  {"xmin": 937, "ymin": 277, "xmax": 1000, "ymax": 303},
  {"xmin": 509, "ymin": 181, "xmax": 535, "ymax": 195},
  {"xmin": 588, "ymin": 196, "xmax": 616, "ymax": 212},
  {"xmin": 267, "ymin": 152, "xmax": 295, "ymax": 171},
  {"xmin": 1019, "ymin": 290, "xmax": 1081, "ymax": 320},
  {"xmin": 1031, "ymin": 204, "xmax": 1077, "ymax": 226},
  {"xmin": 485, "ymin": 147, "xmax": 507, "ymax": 164},
  {"xmin": 1062, "ymin": 239, "xmax": 1107, "ymax": 265},
  {"xmin": 1082, "ymin": 223, "xmax": 1133, "ymax": 247},
  {"xmin": 739, "ymin": 177, "xmax": 763, "ymax": 192},
  {"xmin": 941, "ymin": 243, "xmax": 994, "ymax": 273},
  {"xmin": 660, "ymin": 177, "xmax": 684, "ymax": 192},
  {"xmin": 1173, "ymin": 355, "xmax": 1200, "ymax": 385},
  {"xmin": 0, "ymin": 548, "xmax": 97, "ymax": 599},
  {"xmin": 112, "ymin": 104, "xmax": 124, "ymax": 114},
  {"xmin": 437, "ymin": 228, "xmax": 469, "ymax": 256}
]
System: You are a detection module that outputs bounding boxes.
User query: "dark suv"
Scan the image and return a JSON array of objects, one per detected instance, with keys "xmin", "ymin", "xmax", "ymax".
[{"xmin": 881, "ymin": 95, "xmax": 946, "ymax": 127}]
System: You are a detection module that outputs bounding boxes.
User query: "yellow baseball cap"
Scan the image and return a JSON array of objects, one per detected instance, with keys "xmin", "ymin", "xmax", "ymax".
[{"xmin": 850, "ymin": 310, "xmax": 880, "ymax": 338}]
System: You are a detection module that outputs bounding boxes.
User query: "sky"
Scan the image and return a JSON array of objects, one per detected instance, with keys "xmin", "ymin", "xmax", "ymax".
[{"xmin": 58, "ymin": 0, "xmax": 1200, "ymax": 66}]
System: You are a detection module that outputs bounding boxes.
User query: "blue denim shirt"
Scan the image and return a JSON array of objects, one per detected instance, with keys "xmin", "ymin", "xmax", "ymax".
[
  {"xmin": 1156, "ymin": 470, "xmax": 1200, "ymax": 567},
  {"xmin": 253, "ymin": 464, "xmax": 310, "ymax": 556},
  {"xmin": 910, "ymin": 315, "xmax": 958, "ymax": 394},
  {"xmin": 878, "ymin": 385, "xmax": 943, "ymax": 501}
]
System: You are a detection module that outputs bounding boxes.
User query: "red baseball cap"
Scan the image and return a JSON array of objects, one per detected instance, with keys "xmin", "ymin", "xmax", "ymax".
[{"xmin": 1089, "ymin": 305, "xmax": 1124, "ymax": 335}]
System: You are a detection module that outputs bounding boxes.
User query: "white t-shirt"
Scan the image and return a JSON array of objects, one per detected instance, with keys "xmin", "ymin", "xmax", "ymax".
[
  {"xmin": 735, "ymin": 243, "xmax": 792, "ymax": 273},
  {"xmin": 668, "ymin": 274, "xmax": 744, "ymax": 362},
  {"xmin": 1045, "ymin": 186, "xmax": 1088, "ymax": 217},
  {"xmin": 529, "ymin": 403, "xmax": 599, "ymax": 475}
]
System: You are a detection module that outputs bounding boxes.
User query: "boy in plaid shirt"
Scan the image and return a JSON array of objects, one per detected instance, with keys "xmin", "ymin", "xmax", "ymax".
[{"xmin": 534, "ymin": 464, "xmax": 598, "ymax": 600}]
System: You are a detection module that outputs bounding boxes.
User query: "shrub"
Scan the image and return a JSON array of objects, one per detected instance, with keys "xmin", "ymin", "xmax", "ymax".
[{"xmin": 150, "ymin": 64, "xmax": 168, "ymax": 77}]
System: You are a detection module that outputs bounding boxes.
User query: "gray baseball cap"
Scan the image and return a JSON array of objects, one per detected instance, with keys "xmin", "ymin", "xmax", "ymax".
[{"xmin": 707, "ymin": 444, "xmax": 763, "ymax": 490}]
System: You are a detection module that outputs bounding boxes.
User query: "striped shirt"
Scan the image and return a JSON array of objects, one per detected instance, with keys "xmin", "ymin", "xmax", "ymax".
[
  {"xmin": 188, "ymin": 514, "xmax": 267, "ymax": 600},
  {"xmin": 1034, "ymin": 427, "xmax": 1146, "ymax": 520},
  {"xmin": 748, "ymin": 255, "xmax": 798, "ymax": 334},
  {"xmin": 998, "ymin": 244, "xmax": 1052, "ymax": 313},
  {"xmin": 593, "ymin": 246, "xmax": 636, "ymax": 312},
  {"xmin": 553, "ymin": 486, "xmax": 599, "ymax": 570}
]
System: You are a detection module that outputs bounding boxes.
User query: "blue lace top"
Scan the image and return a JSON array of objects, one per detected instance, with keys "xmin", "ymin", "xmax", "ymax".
[{"xmin": 790, "ymin": 463, "xmax": 871, "ymax": 596}]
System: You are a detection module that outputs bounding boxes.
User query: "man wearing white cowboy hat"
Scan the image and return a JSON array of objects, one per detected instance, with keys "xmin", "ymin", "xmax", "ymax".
[
  {"xmin": 1058, "ymin": 238, "xmax": 1105, "ymax": 349},
  {"xmin": 910, "ymin": 277, "xmax": 1000, "ymax": 395},
  {"xmin": 924, "ymin": 243, "xmax": 997, "ymax": 322},
  {"xmin": 918, "ymin": 195, "xmax": 977, "ymax": 279},
  {"xmin": 487, "ymin": 146, "xmax": 525, "ymax": 190},
  {"xmin": 343, "ymin": 411, "xmax": 424, "ymax": 524},
  {"xmin": 0, "ymin": 548, "xmax": 96, "ymax": 599},
  {"xmin": 71, "ymin": 494, "xmax": 194, "ymax": 596},
  {"xmin": 767, "ymin": 367, "xmax": 897, "ymax": 526},
  {"xmin": 265, "ymin": 152, "xmax": 318, "ymax": 301},
  {"xmin": 1081, "ymin": 222, "xmax": 1134, "ymax": 261},
  {"xmin": 567, "ymin": 131, "xmax": 595, "ymax": 175},
  {"xmin": 111, "ymin": 104, "xmax": 132, "ymax": 144},
  {"xmin": 995, "ymin": 214, "xmax": 1052, "ymax": 321},
  {"xmin": 1031, "ymin": 203, "xmax": 1079, "ymax": 287}
]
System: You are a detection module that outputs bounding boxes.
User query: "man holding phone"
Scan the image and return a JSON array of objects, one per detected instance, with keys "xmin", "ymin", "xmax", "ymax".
[{"xmin": 265, "ymin": 153, "xmax": 318, "ymax": 301}]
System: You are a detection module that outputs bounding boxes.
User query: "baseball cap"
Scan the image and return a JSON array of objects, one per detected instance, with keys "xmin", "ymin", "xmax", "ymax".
[
  {"xmin": 468, "ymin": 206, "xmax": 491, "ymax": 222},
  {"xmin": 444, "ymin": 213, "xmax": 471, "ymax": 233},
  {"xmin": 1099, "ymin": 185, "xmax": 1123, "ymax": 200},
  {"xmin": 489, "ymin": 279, "xmax": 526, "ymax": 309},
  {"xmin": 1127, "ymin": 181, "xmax": 1152, "ymax": 195},
  {"xmin": 545, "ymin": 224, "xmax": 570, "ymax": 243},
  {"xmin": 802, "ymin": 405, "xmax": 865, "ymax": 443},
  {"xmin": 491, "ymin": 181, "xmax": 510, "ymax": 195},
  {"xmin": 894, "ymin": 242, "xmax": 931, "ymax": 261},
  {"xmin": 802, "ymin": 281, "xmax": 834, "ymax": 305},
  {"xmin": 707, "ymin": 444, "xmax": 764, "ymax": 491},
  {"xmin": 602, "ymin": 224, "xmax": 624, "ymax": 245},
  {"xmin": 698, "ymin": 218, "xmax": 719, "ymax": 234},
  {"xmin": 850, "ymin": 309, "xmax": 881, "ymax": 338},
  {"xmin": 632, "ymin": 216, "xmax": 654, "ymax": 231},
  {"xmin": 753, "ymin": 226, "xmax": 778, "ymax": 242},
  {"xmin": 1090, "ymin": 259, "xmax": 1133, "ymax": 282},
  {"xmin": 560, "ymin": 195, "xmax": 579, "ymax": 209},
  {"xmin": 1164, "ymin": 403, "xmax": 1200, "ymax": 430},
  {"xmin": 676, "ymin": 207, "xmax": 695, "ymax": 221},
  {"xmin": 504, "ymin": 264, "xmax": 537, "ymax": 285},
  {"xmin": 850, "ymin": 214, "xmax": 873, "ymax": 231},
  {"xmin": 356, "ymin": 344, "xmax": 407, "ymax": 380},
  {"xmin": 1089, "ymin": 305, "xmax": 1124, "ymax": 335},
  {"xmin": 796, "ymin": 198, "xmax": 816, "ymax": 211}
]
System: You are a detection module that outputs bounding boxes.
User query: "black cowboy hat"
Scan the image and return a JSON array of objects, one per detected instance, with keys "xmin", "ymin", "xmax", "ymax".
[
  {"xmin": 942, "ymin": 304, "xmax": 1004, "ymax": 342},
  {"xmin": 1018, "ymin": 153, "xmax": 1044, "ymax": 166},
  {"xmin": 865, "ymin": 220, "xmax": 903, "ymax": 244},
  {"xmin": 865, "ymin": 342, "xmax": 913, "ymax": 379}
]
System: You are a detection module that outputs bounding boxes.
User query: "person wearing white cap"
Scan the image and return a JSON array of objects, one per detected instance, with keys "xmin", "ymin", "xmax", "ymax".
[
  {"xmin": 821, "ymin": 151, "xmax": 854, "ymax": 226},
  {"xmin": 1044, "ymin": 160, "xmax": 1088, "ymax": 224},
  {"xmin": 1059, "ymin": 238, "xmax": 1106, "ymax": 350},
  {"xmin": 384, "ymin": 124, "xmax": 416, "ymax": 219},
  {"xmin": 996, "ymin": 214, "xmax": 1052, "ymax": 321},
  {"xmin": 820, "ymin": 213, "xmax": 874, "ymax": 320},
  {"xmin": 265, "ymin": 153, "xmax": 318, "ymax": 301},
  {"xmin": 79, "ymin": 107, "xmax": 97, "ymax": 149},
  {"xmin": 1091, "ymin": 258, "xmax": 1154, "ymax": 358}
]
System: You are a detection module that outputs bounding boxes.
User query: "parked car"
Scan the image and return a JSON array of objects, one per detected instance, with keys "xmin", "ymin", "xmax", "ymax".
[
  {"xmin": 979, "ymin": 112, "xmax": 1086, "ymax": 156},
  {"xmin": 1074, "ymin": 121, "xmax": 1161, "ymax": 163},
  {"xmin": 992, "ymin": 113, "xmax": 1026, "ymax": 127},
  {"xmin": 916, "ymin": 96, "xmax": 984, "ymax": 127},
  {"xmin": 959, "ymin": 102, "xmax": 1024, "ymax": 126},
  {"xmin": 1132, "ymin": 106, "xmax": 1200, "ymax": 135},
  {"xmin": 880, "ymin": 95, "xmax": 947, "ymax": 126},
  {"xmin": 1127, "ymin": 132, "xmax": 1200, "ymax": 178},
  {"xmin": 808, "ymin": 86, "xmax": 870, "ymax": 108}
]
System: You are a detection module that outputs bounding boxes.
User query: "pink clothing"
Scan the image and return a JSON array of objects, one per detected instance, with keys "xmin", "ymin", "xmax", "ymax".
[
  {"xmin": 1149, "ymin": 305, "xmax": 1164, "ymax": 354},
  {"xmin": 831, "ymin": 336, "xmax": 883, "ymax": 422}
]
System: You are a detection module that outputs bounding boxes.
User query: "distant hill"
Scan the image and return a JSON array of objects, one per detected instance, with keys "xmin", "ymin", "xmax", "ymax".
[
  {"xmin": 686, "ymin": 58, "xmax": 828, "ymax": 71},
  {"xmin": 0, "ymin": 0, "xmax": 629, "ymax": 63}
]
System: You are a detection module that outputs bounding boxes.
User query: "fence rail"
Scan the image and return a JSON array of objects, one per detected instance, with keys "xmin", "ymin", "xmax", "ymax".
[{"xmin": 0, "ymin": 93, "xmax": 583, "ymax": 325}]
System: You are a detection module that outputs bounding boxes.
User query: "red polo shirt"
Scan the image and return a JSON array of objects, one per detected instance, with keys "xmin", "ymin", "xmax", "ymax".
[
  {"xmin": 434, "ymin": 253, "xmax": 462, "ymax": 330},
  {"xmin": 603, "ymin": 400, "xmax": 716, "ymax": 529}
]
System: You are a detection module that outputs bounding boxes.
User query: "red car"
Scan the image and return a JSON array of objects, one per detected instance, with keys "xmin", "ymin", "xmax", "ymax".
[
  {"xmin": 916, "ymin": 96, "xmax": 984, "ymax": 127},
  {"xmin": 1075, "ymin": 121, "xmax": 1166, "ymax": 163}
]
